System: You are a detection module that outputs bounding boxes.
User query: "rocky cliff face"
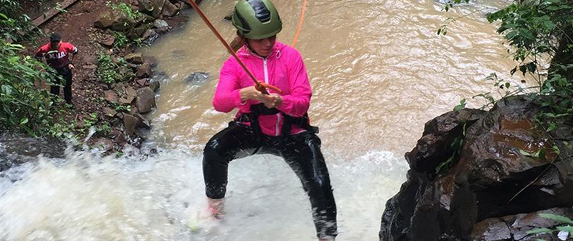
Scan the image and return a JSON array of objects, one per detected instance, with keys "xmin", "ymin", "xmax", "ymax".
[{"xmin": 380, "ymin": 96, "xmax": 573, "ymax": 241}]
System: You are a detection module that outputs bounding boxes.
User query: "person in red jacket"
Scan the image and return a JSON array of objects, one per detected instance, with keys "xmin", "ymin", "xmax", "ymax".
[{"xmin": 35, "ymin": 33, "xmax": 78, "ymax": 106}]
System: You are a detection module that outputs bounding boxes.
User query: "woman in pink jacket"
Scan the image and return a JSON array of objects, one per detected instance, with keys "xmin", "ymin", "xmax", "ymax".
[{"xmin": 202, "ymin": 0, "xmax": 337, "ymax": 240}]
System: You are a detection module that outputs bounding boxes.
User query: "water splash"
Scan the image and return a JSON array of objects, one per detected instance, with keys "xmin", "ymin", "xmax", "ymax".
[{"xmin": 0, "ymin": 149, "xmax": 407, "ymax": 241}]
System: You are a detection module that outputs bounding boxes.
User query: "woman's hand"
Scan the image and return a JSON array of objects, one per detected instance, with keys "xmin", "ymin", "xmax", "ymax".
[
  {"xmin": 240, "ymin": 86, "xmax": 267, "ymax": 102},
  {"xmin": 239, "ymin": 86, "xmax": 282, "ymax": 108},
  {"xmin": 264, "ymin": 94, "xmax": 282, "ymax": 108}
]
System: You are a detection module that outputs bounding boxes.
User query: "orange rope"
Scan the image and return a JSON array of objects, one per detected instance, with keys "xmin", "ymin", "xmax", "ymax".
[{"xmin": 292, "ymin": 0, "xmax": 308, "ymax": 47}]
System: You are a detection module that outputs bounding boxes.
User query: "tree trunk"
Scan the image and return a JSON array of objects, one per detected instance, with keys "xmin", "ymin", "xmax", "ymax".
[{"xmin": 548, "ymin": 23, "xmax": 573, "ymax": 81}]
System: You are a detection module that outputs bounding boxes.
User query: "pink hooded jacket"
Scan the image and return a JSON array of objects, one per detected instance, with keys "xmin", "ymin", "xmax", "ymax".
[{"xmin": 213, "ymin": 41, "xmax": 312, "ymax": 136}]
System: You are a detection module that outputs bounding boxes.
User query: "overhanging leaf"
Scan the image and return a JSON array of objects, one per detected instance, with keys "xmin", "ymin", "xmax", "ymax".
[
  {"xmin": 539, "ymin": 213, "xmax": 573, "ymax": 225},
  {"xmin": 526, "ymin": 227, "xmax": 553, "ymax": 234}
]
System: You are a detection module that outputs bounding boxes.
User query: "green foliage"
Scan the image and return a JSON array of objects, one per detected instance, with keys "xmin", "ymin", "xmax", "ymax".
[
  {"xmin": 0, "ymin": 0, "xmax": 36, "ymax": 41},
  {"xmin": 453, "ymin": 98, "xmax": 467, "ymax": 111},
  {"xmin": 486, "ymin": 0, "xmax": 572, "ymax": 62},
  {"xmin": 436, "ymin": 122, "xmax": 467, "ymax": 174},
  {"xmin": 113, "ymin": 32, "xmax": 129, "ymax": 49},
  {"xmin": 96, "ymin": 52, "xmax": 131, "ymax": 84},
  {"xmin": 99, "ymin": 123, "xmax": 111, "ymax": 134},
  {"xmin": 111, "ymin": 102, "xmax": 131, "ymax": 113},
  {"xmin": 0, "ymin": 41, "xmax": 65, "ymax": 136},
  {"xmin": 48, "ymin": 117, "xmax": 76, "ymax": 139},
  {"xmin": 106, "ymin": 1, "xmax": 142, "ymax": 20},
  {"xmin": 54, "ymin": 3, "xmax": 68, "ymax": 13}
]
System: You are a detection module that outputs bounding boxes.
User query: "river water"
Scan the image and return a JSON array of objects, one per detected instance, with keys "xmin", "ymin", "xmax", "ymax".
[{"xmin": 0, "ymin": 0, "xmax": 518, "ymax": 240}]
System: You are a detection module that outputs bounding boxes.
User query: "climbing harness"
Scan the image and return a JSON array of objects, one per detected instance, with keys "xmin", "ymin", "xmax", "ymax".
[{"xmin": 235, "ymin": 103, "xmax": 318, "ymax": 138}]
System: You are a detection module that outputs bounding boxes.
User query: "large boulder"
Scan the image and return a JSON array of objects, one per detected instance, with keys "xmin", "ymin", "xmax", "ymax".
[
  {"xmin": 161, "ymin": 0, "xmax": 179, "ymax": 17},
  {"xmin": 406, "ymin": 108, "xmax": 487, "ymax": 173},
  {"xmin": 0, "ymin": 133, "xmax": 66, "ymax": 171},
  {"xmin": 135, "ymin": 87, "xmax": 156, "ymax": 114},
  {"xmin": 380, "ymin": 96, "xmax": 573, "ymax": 241},
  {"xmin": 94, "ymin": 11, "xmax": 116, "ymax": 29}
]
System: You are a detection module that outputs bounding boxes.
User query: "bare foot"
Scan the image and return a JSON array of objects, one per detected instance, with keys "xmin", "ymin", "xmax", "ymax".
[{"xmin": 207, "ymin": 198, "xmax": 225, "ymax": 219}]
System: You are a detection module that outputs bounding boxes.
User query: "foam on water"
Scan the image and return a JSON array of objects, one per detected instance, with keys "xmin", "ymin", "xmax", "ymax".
[{"xmin": 0, "ymin": 149, "xmax": 407, "ymax": 241}]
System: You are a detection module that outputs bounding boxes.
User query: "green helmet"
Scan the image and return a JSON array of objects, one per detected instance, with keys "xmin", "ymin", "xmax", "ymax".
[{"xmin": 231, "ymin": 0, "xmax": 282, "ymax": 40}]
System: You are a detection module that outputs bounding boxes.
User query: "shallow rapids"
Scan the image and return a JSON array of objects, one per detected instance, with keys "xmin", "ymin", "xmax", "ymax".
[{"xmin": 0, "ymin": 150, "xmax": 406, "ymax": 240}]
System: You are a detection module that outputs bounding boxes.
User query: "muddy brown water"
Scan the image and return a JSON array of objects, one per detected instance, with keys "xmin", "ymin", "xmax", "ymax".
[
  {"xmin": 0, "ymin": 1, "xmax": 525, "ymax": 240},
  {"xmin": 143, "ymin": 0, "xmax": 518, "ymax": 158}
]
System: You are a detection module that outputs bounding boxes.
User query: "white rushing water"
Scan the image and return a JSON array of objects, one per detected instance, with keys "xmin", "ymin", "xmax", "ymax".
[{"xmin": 0, "ymin": 149, "xmax": 407, "ymax": 241}]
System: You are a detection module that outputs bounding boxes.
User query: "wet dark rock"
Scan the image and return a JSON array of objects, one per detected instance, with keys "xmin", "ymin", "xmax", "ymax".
[
  {"xmin": 125, "ymin": 53, "xmax": 144, "ymax": 64},
  {"xmin": 138, "ymin": 0, "xmax": 166, "ymax": 18},
  {"xmin": 127, "ymin": 23, "xmax": 151, "ymax": 40},
  {"xmin": 380, "ymin": 95, "xmax": 573, "ymax": 241},
  {"xmin": 406, "ymin": 108, "xmax": 486, "ymax": 173},
  {"xmin": 470, "ymin": 218, "xmax": 511, "ymax": 241},
  {"xmin": 94, "ymin": 138, "xmax": 114, "ymax": 152},
  {"xmin": 110, "ymin": 129, "xmax": 126, "ymax": 146},
  {"xmin": 470, "ymin": 208, "xmax": 573, "ymax": 241},
  {"xmin": 161, "ymin": 0, "xmax": 179, "ymax": 17},
  {"xmin": 111, "ymin": 17, "xmax": 136, "ymax": 33},
  {"xmin": 142, "ymin": 29, "xmax": 160, "ymax": 44},
  {"xmin": 144, "ymin": 55, "xmax": 159, "ymax": 68},
  {"xmin": 149, "ymin": 80, "xmax": 160, "ymax": 92},
  {"xmin": 135, "ymin": 113, "xmax": 151, "ymax": 129},
  {"xmin": 184, "ymin": 72, "xmax": 210, "ymax": 83},
  {"xmin": 156, "ymin": 25, "xmax": 171, "ymax": 34},
  {"xmin": 135, "ymin": 87, "xmax": 156, "ymax": 114},
  {"xmin": 129, "ymin": 106, "xmax": 139, "ymax": 115},
  {"xmin": 136, "ymin": 63, "xmax": 152, "ymax": 78},
  {"xmin": 123, "ymin": 114, "xmax": 140, "ymax": 135},
  {"xmin": 153, "ymin": 19, "xmax": 169, "ymax": 29},
  {"xmin": 134, "ymin": 13, "xmax": 155, "ymax": 27},
  {"xmin": 0, "ymin": 133, "xmax": 66, "ymax": 171}
]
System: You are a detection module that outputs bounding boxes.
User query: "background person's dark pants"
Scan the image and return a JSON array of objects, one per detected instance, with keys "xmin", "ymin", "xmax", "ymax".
[
  {"xmin": 50, "ymin": 66, "xmax": 73, "ymax": 103},
  {"xmin": 203, "ymin": 122, "xmax": 338, "ymax": 239}
]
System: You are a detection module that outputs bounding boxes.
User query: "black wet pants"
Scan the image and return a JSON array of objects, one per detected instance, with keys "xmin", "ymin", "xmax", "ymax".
[
  {"xmin": 51, "ymin": 67, "xmax": 73, "ymax": 103},
  {"xmin": 203, "ymin": 122, "xmax": 338, "ymax": 239}
]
